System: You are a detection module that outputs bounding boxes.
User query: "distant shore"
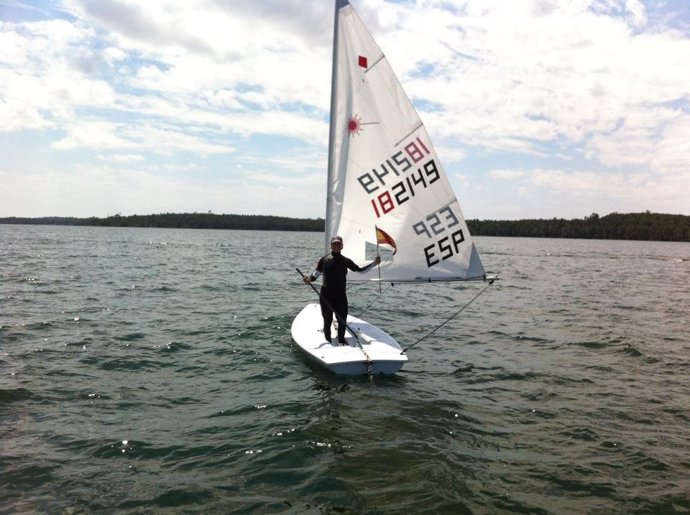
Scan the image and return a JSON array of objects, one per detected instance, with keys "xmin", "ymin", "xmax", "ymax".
[{"xmin": 1, "ymin": 211, "xmax": 688, "ymax": 242}]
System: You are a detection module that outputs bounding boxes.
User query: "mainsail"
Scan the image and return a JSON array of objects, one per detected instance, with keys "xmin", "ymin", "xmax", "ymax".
[{"xmin": 326, "ymin": 0, "xmax": 485, "ymax": 283}]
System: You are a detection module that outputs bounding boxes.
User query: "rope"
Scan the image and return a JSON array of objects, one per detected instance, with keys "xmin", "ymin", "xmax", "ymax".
[
  {"xmin": 345, "ymin": 282, "xmax": 393, "ymax": 375},
  {"xmin": 358, "ymin": 283, "xmax": 394, "ymax": 316},
  {"xmin": 400, "ymin": 279, "xmax": 494, "ymax": 354}
]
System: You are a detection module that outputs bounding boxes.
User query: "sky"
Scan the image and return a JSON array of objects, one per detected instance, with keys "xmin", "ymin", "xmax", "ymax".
[{"xmin": 1, "ymin": 0, "xmax": 689, "ymax": 221}]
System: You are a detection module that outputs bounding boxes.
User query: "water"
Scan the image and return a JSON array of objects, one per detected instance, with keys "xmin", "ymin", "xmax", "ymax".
[{"xmin": 1, "ymin": 225, "xmax": 688, "ymax": 514}]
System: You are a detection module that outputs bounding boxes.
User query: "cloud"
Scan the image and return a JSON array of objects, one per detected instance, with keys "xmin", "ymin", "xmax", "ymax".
[
  {"xmin": 386, "ymin": 0, "xmax": 690, "ymax": 155},
  {"xmin": 0, "ymin": 164, "xmax": 324, "ymax": 218},
  {"xmin": 587, "ymin": 109, "xmax": 690, "ymax": 171},
  {"xmin": 53, "ymin": 120, "xmax": 129, "ymax": 150},
  {"xmin": 97, "ymin": 153, "xmax": 145, "ymax": 162},
  {"xmin": 0, "ymin": 98, "xmax": 51, "ymax": 131},
  {"xmin": 652, "ymin": 115, "xmax": 690, "ymax": 174},
  {"xmin": 52, "ymin": 120, "xmax": 236, "ymax": 155},
  {"xmin": 1, "ymin": 0, "xmax": 689, "ymax": 219},
  {"xmin": 489, "ymin": 169, "xmax": 526, "ymax": 180},
  {"xmin": 458, "ymin": 161, "xmax": 689, "ymax": 220}
]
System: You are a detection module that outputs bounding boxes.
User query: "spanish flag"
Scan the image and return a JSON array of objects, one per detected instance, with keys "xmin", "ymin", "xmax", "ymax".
[{"xmin": 375, "ymin": 226, "xmax": 397, "ymax": 255}]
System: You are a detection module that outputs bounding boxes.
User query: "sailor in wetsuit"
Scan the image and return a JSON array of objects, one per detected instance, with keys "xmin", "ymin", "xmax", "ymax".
[{"xmin": 303, "ymin": 235, "xmax": 381, "ymax": 344}]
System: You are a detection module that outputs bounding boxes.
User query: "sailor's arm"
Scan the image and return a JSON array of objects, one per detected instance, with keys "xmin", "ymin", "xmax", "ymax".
[
  {"xmin": 303, "ymin": 270, "xmax": 321, "ymax": 284},
  {"xmin": 350, "ymin": 255, "xmax": 381, "ymax": 273},
  {"xmin": 303, "ymin": 258, "xmax": 324, "ymax": 284}
]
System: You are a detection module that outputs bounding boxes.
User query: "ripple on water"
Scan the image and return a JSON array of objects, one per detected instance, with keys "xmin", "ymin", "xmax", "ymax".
[
  {"xmin": 0, "ymin": 387, "xmax": 35, "ymax": 403},
  {"xmin": 1, "ymin": 228, "xmax": 689, "ymax": 513}
]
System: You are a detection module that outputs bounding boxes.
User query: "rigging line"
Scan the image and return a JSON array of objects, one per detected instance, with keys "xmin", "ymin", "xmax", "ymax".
[
  {"xmin": 358, "ymin": 283, "xmax": 394, "ymax": 317},
  {"xmin": 400, "ymin": 279, "xmax": 495, "ymax": 355}
]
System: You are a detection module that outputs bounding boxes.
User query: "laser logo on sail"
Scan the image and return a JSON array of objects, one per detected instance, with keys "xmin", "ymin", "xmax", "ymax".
[{"xmin": 347, "ymin": 114, "xmax": 378, "ymax": 137}]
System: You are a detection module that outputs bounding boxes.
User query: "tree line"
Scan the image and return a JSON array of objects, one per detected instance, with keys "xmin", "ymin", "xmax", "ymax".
[
  {"xmin": 465, "ymin": 212, "xmax": 689, "ymax": 242},
  {"xmin": 0, "ymin": 213, "xmax": 323, "ymax": 232},
  {"xmin": 1, "ymin": 211, "xmax": 688, "ymax": 241}
]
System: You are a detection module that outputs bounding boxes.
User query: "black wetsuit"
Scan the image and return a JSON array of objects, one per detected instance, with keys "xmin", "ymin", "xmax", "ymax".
[{"xmin": 314, "ymin": 253, "xmax": 374, "ymax": 343}]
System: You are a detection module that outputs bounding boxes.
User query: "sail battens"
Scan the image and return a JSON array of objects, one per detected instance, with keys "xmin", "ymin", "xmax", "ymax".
[
  {"xmin": 363, "ymin": 54, "xmax": 385, "ymax": 74},
  {"xmin": 394, "ymin": 122, "xmax": 424, "ymax": 147}
]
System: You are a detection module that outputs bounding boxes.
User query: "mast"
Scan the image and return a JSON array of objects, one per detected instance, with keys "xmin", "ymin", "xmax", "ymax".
[{"xmin": 325, "ymin": 1, "xmax": 347, "ymax": 253}]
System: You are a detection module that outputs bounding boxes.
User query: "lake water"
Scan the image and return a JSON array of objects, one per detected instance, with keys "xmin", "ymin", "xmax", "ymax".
[{"xmin": 1, "ymin": 224, "xmax": 688, "ymax": 514}]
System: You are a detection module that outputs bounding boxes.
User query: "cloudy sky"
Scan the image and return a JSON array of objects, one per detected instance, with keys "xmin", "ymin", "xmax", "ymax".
[{"xmin": 1, "ymin": 0, "xmax": 689, "ymax": 220}]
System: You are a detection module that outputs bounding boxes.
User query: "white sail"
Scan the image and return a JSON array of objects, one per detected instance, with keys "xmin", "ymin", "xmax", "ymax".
[{"xmin": 326, "ymin": 0, "xmax": 485, "ymax": 283}]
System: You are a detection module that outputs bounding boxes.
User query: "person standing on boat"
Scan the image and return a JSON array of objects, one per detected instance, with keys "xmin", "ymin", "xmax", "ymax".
[{"xmin": 303, "ymin": 235, "xmax": 381, "ymax": 344}]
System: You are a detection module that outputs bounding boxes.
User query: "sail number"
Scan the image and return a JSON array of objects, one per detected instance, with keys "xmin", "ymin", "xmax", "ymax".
[
  {"xmin": 357, "ymin": 138, "xmax": 440, "ymax": 218},
  {"xmin": 413, "ymin": 206, "xmax": 465, "ymax": 268},
  {"xmin": 370, "ymin": 160, "xmax": 440, "ymax": 217}
]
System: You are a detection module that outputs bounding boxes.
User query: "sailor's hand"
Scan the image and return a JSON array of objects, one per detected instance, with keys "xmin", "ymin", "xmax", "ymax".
[
  {"xmin": 374, "ymin": 255, "xmax": 381, "ymax": 265},
  {"xmin": 303, "ymin": 276, "xmax": 312, "ymax": 284}
]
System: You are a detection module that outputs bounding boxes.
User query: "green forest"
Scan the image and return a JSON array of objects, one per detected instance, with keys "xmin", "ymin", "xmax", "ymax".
[
  {"xmin": 1, "ymin": 211, "xmax": 688, "ymax": 242},
  {"xmin": 466, "ymin": 212, "xmax": 689, "ymax": 242},
  {"xmin": 0, "ymin": 213, "xmax": 322, "ymax": 232}
]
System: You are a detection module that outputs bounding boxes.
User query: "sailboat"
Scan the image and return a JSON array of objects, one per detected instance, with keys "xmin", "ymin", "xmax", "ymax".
[{"xmin": 292, "ymin": 0, "xmax": 489, "ymax": 375}]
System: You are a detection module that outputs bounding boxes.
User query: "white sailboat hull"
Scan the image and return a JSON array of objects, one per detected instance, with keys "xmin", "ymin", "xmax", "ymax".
[{"xmin": 291, "ymin": 303, "xmax": 407, "ymax": 375}]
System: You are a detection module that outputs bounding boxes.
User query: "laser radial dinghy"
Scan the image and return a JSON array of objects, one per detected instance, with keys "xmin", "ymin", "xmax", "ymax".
[{"xmin": 292, "ymin": 0, "xmax": 489, "ymax": 375}]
